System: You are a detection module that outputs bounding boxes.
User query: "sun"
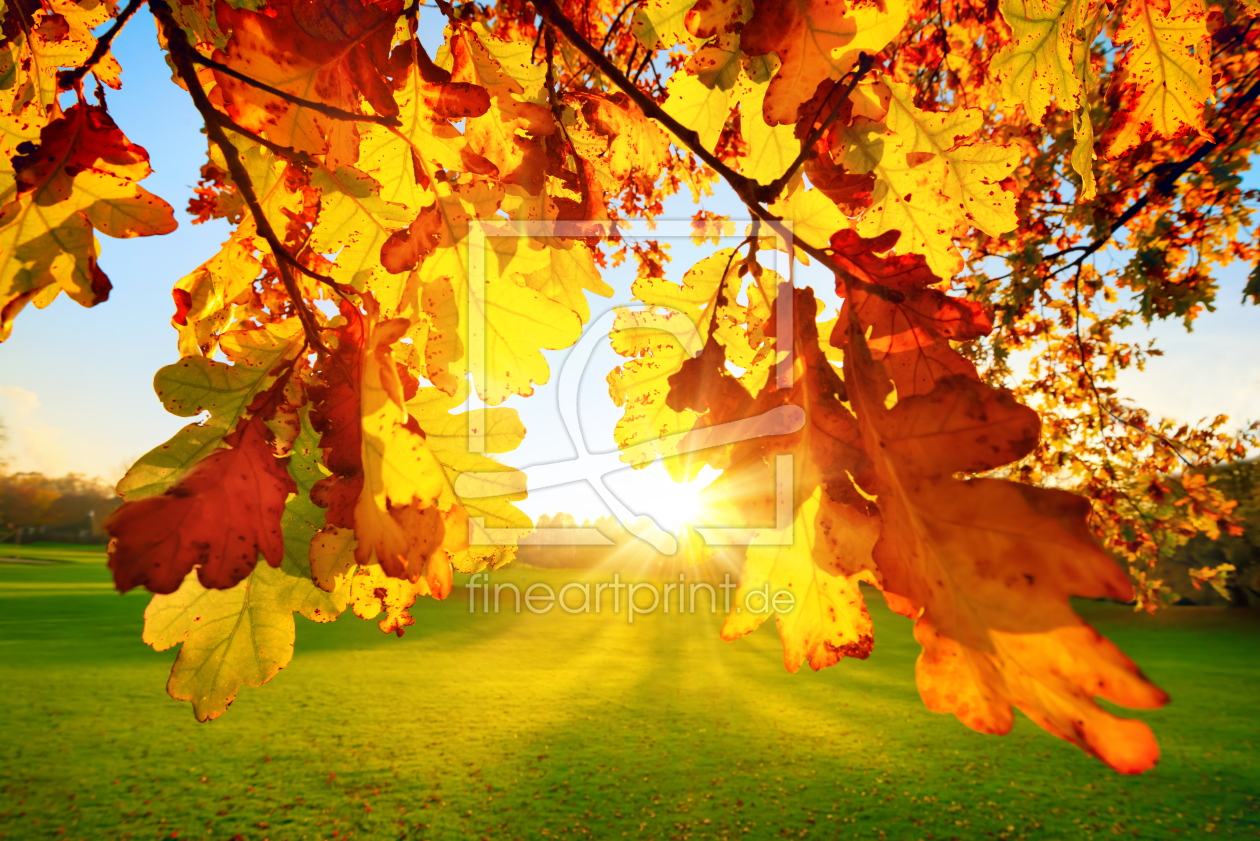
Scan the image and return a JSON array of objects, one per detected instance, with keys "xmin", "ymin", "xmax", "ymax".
[{"xmin": 609, "ymin": 462, "xmax": 719, "ymax": 533}]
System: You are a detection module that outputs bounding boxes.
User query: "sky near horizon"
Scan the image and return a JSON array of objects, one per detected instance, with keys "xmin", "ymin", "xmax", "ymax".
[{"xmin": 1, "ymin": 13, "xmax": 1258, "ymax": 532}]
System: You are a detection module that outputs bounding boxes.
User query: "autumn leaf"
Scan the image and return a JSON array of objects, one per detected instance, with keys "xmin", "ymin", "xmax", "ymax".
[
  {"xmin": 841, "ymin": 78, "xmax": 1020, "ymax": 278},
  {"xmin": 741, "ymin": 0, "xmax": 908, "ymax": 125},
  {"xmin": 675, "ymin": 287, "xmax": 881, "ymax": 669},
  {"xmin": 567, "ymin": 91, "xmax": 671, "ymax": 186},
  {"xmin": 0, "ymin": 105, "xmax": 176, "ymax": 340},
  {"xmin": 721, "ymin": 488, "xmax": 878, "ymax": 672},
  {"xmin": 992, "ymin": 0, "xmax": 1102, "ymax": 124},
  {"xmin": 106, "ymin": 403, "xmax": 295, "ymax": 595},
  {"xmin": 842, "ymin": 323, "xmax": 1168, "ymax": 773},
  {"xmin": 211, "ymin": 0, "xmax": 402, "ymax": 165},
  {"xmin": 1102, "ymin": 0, "xmax": 1213, "ymax": 158},
  {"xmin": 309, "ymin": 304, "xmax": 455, "ymax": 592},
  {"xmin": 407, "ymin": 382, "xmax": 530, "ymax": 572},
  {"xmin": 447, "ymin": 24, "xmax": 552, "ymax": 192},
  {"xmin": 632, "ymin": 0, "xmax": 701, "ymax": 50},
  {"xmin": 141, "ymin": 409, "xmax": 349, "ymax": 720},
  {"xmin": 827, "ymin": 229, "xmax": 991, "ymax": 397},
  {"xmin": 0, "ymin": 0, "xmax": 122, "ymax": 160}
]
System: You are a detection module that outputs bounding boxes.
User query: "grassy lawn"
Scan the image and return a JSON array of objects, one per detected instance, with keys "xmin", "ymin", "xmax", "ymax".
[{"xmin": 1, "ymin": 544, "xmax": 1257, "ymax": 841}]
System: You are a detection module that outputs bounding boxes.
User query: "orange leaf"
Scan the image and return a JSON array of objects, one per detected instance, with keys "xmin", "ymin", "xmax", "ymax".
[
  {"xmin": 843, "ymin": 324, "xmax": 1168, "ymax": 773},
  {"xmin": 105, "ymin": 409, "xmax": 295, "ymax": 595},
  {"xmin": 827, "ymin": 229, "xmax": 992, "ymax": 397},
  {"xmin": 212, "ymin": 0, "xmax": 402, "ymax": 165}
]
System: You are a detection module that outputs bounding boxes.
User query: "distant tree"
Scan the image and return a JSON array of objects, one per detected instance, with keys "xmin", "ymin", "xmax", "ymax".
[
  {"xmin": 0, "ymin": 472, "xmax": 121, "ymax": 539},
  {"xmin": 1160, "ymin": 462, "xmax": 1260, "ymax": 606}
]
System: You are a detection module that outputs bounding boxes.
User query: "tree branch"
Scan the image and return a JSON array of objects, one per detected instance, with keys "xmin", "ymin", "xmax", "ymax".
[
  {"xmin": 530, "ymin": 0, "xmax": 901, "ymax": 303},
  {"xmin": 151, "ymin": 0, "xmax": 330, "ymax": 354},
  {"xmin": 189, "ymin": 52, "xmax": 402, "ymax": 127},
  {"xmin": 532, "ymin": 0, "xmax": 767, "ymax": 204},
  {"xmin": 1023, "ymin": 76, "xmax": 1260, "ymax": 283},
  {"xmin": 58, "ymin": 0, "xmax": 145, "ymax": 90}
]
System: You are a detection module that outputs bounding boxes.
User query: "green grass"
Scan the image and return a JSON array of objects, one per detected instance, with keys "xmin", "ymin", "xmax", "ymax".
[{"xmin": 1, "ymin": 544, "xmax": 1257, "ymax": 841}]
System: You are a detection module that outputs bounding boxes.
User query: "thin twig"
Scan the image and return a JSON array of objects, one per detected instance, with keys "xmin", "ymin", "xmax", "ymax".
[
  {"xmin": 532, "ymin": 0, "xmax": 765, "ymax": 202},
  {"xmin": 761, "ymin": 54, "xmax": 874, "ymax": 200},
  {"xmin": 600, "ymin": 0, "xmax": 642, "ymax": 50},
  {"xmin": 59, "ymin": 0, "xmax": 145, "ymax": 90},
  {"xmin": 151, "ymin": 0, "xmax": 329, "ymax": 354},
  {"xmin": 190, "ymin": 52, "xmax": 402, "ymax": 127},
  {"xmin": 219, "ymin": 113, "xmax": 318, "ymax": 167},
  {"xmin": 1071, "ymin": 264, "xmax": 1194, "ymax": 467},
  {"xmin": 707, "ymin": 229, "xmax": 757, "ymax": 343}
]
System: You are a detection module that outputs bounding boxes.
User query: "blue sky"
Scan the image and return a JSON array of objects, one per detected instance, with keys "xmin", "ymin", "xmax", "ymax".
[{"xmin": 1, "ymin": 13, "xmax": 1257, "ymax": 532}]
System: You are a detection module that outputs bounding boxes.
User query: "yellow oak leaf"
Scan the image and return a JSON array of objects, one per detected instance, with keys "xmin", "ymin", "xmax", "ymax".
[
  {"xmin": 348, "ymin": 562, "xmax": 425, "ymax": 635},
  {"xmin": 770, "ymin": 176, "xmax": 847, "ymax": 251},
  {"xmin": 687, "ymin": 0, "xmax": 752, "ymax": 37},
  {"xmin": 734, "ymin": 57, "xmax": 802, "ymax": 184},
  {"xmin": 663, "ymin": 71, "xmax": 734, "ymax": 153},
  {"xmin": 608, "ymin": 308, "xmax": 703, "ymax": 469},
  {"xmin": 492, "ymin": 235, "xmax": 613, "ymax": 323},
  {"xmin": 447, "ymin": 25, "xmax": 554, "ymax": 192},
  {"xmin": 721, "ymin": 488, "xmax": 878, "ymax": 671},
  {"xmin": 632, "ymin": 0, "xmax": 701, "ymax": 50},
  {"xmin": 992, "ymin": 0, "xmax": 1106, "ymax": 196},
  {"xmin": 843, "ymin": 78, "xmax": 1019, "ymax": 278},
  {"xmin": 0, "ymin": 105, "xmax": 176, "ymax": 340},
  {"xmin": 408, "ymin": 382, "xmax": 530, "ymax": 572},
  {"xmin": 567, "ymin": 92, "xmax": 671, "ymax": 186},
  {"xmin": 354, "ymin": 315, "xmax": 447, "ymax": 574},
  {"xmin": 992, "ymin": 0, "xmax": 1103, "ymax": 124},
  {"xmin": 1102, "ymin": 0, "xmax": 1213, "ymax": 158},
  {"xmin": 608, "ymin": 250, "xmax": 745, "ymax": 469},
  {"xmin": 171, "ymin": 227, "xmax": 262, "ymax": 358}
]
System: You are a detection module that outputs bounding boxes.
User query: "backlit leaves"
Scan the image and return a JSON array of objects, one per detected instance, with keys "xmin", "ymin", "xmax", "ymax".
[
  {"xmin": 741, "ymin": 0, "xmax": 908, "ymax": 125},
  {"xmin": 141, "ymin": 412, "xmax": 349, "ymax": 720},
  {"xmin": 0, "ymin": 105, "xmax": 176, "ymax": 339},
  {"xmin": 0, "ymin": 0, "xmax": 1220, "ymax": 775},
  {"xmin": 1102, "ymin": 0, "xmax": 1213, "ymax": 157}
]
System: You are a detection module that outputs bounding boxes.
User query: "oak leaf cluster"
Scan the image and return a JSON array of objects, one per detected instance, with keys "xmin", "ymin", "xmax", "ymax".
[{"xmin": 1, "ymin": 0, "xmax": 1256, "ymax": 774}]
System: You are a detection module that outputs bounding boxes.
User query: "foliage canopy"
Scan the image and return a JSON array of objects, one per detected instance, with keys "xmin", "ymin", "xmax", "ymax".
[{"xmin": 1, "ymin": 0, "xmax": 1257, "ymax": 773}]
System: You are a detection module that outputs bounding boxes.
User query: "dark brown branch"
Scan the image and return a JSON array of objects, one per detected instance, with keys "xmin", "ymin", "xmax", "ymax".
[
  {"xmin": 218, "ymin": 114, "xmax": 318, "ymax": 167},
  {"xmin": 151, "ymin": 0, "xmax": 329, "ymax": 354},
  {"xmin": 58, "ymin": 0, "xmax": 144, "ymax": 90},
  {"xmin": 189, "ymin": 52, "xmax": 402, "ymax": 127},
  {"xmin": 532, "ymin": 0, "xmax": 768, "ymax": 203}
]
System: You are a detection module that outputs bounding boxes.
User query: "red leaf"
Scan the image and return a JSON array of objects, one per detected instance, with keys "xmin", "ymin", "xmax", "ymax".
[
  {"xmin": 829, "ymin": 229, "xmax": 992, "ymax": 397},
  {"xmin": 105, "ymin": 413, "xmax": 295, "ymax": 595}
]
